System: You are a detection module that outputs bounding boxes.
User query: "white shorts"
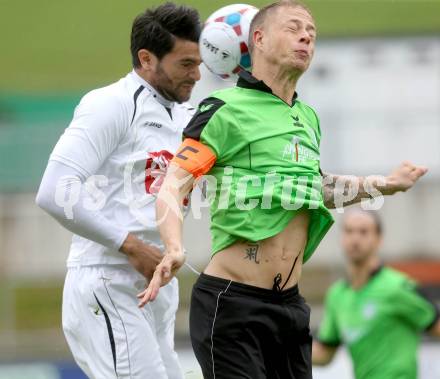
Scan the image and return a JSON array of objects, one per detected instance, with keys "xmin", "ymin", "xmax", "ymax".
[{"xmin": 62, "ymin": 264, "xmax": 183, "ymax": 379}]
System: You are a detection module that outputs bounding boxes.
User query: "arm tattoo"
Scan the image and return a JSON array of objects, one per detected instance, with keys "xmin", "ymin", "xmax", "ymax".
[
  {"xmin": 321, "ymin": 172, "xmax": 376, "ymax": 209},
  {"xmin": 244, "ymin": 243, "xmax": 260, "ymax": 264}
]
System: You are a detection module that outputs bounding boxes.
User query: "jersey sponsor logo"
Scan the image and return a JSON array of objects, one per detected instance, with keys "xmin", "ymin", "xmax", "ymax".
[
  {"xmin": 342, "ymin": 327, "xmax": 368, "ymax": 345},
  {"xmin": 145, "ymin": 151, "xmax": 190, "ymax": 206},
  {"xmin": 362, "ymin": 302, "xmax": 378, "ymax": 320},
  {"xmin": 144, "ymin": 121, "xmax": 163, "ymax": 128},
  {"xmin": 282, "ymin": 136, "xmax": 319, "ymax": 163},
  {"xmin": 145, "ymin": 150, "xmax": 174, "ymax": 195}
]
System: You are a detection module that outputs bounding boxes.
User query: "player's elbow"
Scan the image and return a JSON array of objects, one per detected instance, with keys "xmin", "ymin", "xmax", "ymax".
[
  {"xmin": 36, "ymin": 191, "xmax": 54, "ymax": 220},
  {"xmin": 35, "ymin": 185, "xmax": 62, "ymax": 220},
  {"xmin": 35, "ymin": 187, "xmax": 51, "ymax": 213}
]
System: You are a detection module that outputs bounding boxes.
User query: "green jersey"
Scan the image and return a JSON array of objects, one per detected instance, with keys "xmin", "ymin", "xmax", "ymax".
[
  {"xmin": 318, "ymin": 266, "xmax": 439, "ymax": 379},
  {"xmin": 183, "ymin": 71, "xmax": 334, "ymax": 261}
]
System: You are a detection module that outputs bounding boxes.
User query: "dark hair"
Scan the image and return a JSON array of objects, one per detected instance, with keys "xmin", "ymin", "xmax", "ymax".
[
  {"xmin": 130, "ymin": 2, "xmax": 201, "ymax": 67},
  {"xmin": 248, "ymin": 0, "xmax": 313, "ymax": 53}
]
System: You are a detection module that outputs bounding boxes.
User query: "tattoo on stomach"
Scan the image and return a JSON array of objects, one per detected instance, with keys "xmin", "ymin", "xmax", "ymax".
[{"xmin": 244, "ymin": 243, "xmax": 260, "ymax": 264}]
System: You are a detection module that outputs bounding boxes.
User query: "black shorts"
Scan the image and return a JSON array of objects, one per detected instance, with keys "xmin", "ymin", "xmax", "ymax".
[{"xmin": 189, "ymin": 273, "xmax": 312, "ymax": 379}]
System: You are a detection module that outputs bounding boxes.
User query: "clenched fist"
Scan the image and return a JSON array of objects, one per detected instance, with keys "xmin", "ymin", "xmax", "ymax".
[{"xmin": 383, "ymin": 161, "xmax": 428, "ymax": 195}]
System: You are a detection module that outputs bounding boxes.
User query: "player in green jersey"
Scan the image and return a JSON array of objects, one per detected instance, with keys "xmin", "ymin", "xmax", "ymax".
[
  {"xmin": 313, "ymin": 209, "xmax": 440, "ymax": 379},
  {"xmin": 138, "ymin": 1, "xmax": 428, "ymax": 378}
]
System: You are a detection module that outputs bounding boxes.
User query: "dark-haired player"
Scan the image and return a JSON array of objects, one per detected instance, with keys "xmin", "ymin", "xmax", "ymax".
[
  {"xmin": 36, "ymin": 3, "xmax": 201, "ymax": 378},
  {"xmin": 313, "ymin": 209, "xmax": 440, "ymax": 379}
]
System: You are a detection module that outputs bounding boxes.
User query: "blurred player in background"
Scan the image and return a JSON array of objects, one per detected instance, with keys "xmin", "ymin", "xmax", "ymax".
[
  {"xmin": 313, "ymin": 209, "xmax": 440, "ymax": 379},
  {"xmin": 36, "ymin": 3, "xmax": 201, "ymax": 378},
  {"xmin": 139, "ymin": 1, "xmax": 427, "ymax": 378}
]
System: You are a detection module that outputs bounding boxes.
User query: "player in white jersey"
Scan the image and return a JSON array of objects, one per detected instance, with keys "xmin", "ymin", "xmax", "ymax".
[{"xmin": 36, "ymin": 4, "xmax": 202, "ymax": 378}]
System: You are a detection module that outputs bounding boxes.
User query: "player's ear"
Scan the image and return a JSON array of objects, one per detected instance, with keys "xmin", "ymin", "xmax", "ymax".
[
  {"xmin": 253, "ymin": 28, "xmax": 264, "ymax": 51},
  {"xmin": 138, "ymin": 49, "xmax": 158, "ymax": 72}
]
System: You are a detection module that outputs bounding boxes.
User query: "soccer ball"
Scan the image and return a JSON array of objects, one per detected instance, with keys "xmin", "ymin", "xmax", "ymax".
[{"xmin": 200, "ymin": 4, "xmax": 259, "ymax": 80}]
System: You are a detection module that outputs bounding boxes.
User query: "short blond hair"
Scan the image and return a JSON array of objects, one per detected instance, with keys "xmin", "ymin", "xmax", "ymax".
[{"xmin": 248, "ymin": 0, "xmax": 313, "ymax": 54}]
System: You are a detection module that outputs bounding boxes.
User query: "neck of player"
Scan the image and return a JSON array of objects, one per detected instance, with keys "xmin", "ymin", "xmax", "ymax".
[
  {"xmin": 347, "ymin": 255, "xmax": 381, "ymax": 289},
  {"xmin": 252, "ymin": 61, "xmax": 301, "ymax": 106}
]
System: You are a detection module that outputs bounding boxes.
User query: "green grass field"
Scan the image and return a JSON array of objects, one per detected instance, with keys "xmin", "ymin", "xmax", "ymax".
[{"xmin": 1, "ymin": 0, "xmax": 440, "ymax": 92}]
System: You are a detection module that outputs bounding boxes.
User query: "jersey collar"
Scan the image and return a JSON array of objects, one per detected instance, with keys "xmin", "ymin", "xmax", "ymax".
[
  {"xmin": 236, "ymin": 70, "xmax": 298, "ymax": 106},
  {"xmin": 345, "ymin": 264, "xmax": 384, "ymax": 289},
  {"xmin": 369, "ymin": 264, "xmax": 384, "ymax": 279},
  {"xmin": 130, "ymin": 70, "xmax": 174, "ymax": 108}
]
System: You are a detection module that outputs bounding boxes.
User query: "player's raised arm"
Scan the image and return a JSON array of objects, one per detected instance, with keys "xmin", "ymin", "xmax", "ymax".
[
  {"xmin": 321, "ymin": 161, "xmax": 428, "ymax": 210},
  {"xmin": 137, "ymin": 164, "xmax": 194, "ymax": 306},
  {"xmin": 36, "ymin": 91, "xmax": 163, "ymax": 279},
  {"xmin": 35, "ymin": 92, "xmax": 130, "ymax": 249},
  {"xmin": 138, "ymin": 138, "xmax": 218, "ymax": 306}
]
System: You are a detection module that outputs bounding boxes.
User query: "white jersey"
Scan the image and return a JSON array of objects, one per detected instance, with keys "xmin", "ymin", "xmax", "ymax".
[{"xmin": 50, "ymin": 71, "xmax": 194, "ymax": 267}]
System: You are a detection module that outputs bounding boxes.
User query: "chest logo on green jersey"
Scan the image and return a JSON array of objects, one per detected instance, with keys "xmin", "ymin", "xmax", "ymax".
[
  {"xmin": 342, "ymin": 327, "xmax": 368, "ymax": 345},
  {"xmin": 290, "ymin": 115, "xmax": 319, "ymax": 149},
  {"xmin": 362, "ymin": 302, "xmax": 378, "ymax": 320},
  {"xmin": 282, "ymin": 136, "xmax": 319, "ymax": 163},
  {"xmin": 199, "ymin": 103, "xmax": 214, "ymax": 113}
]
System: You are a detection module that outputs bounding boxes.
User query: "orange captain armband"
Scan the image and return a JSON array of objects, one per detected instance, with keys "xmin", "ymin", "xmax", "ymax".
[{"xmin": 171, "ymin": 138, "xmax": 217, "ymax": 178}]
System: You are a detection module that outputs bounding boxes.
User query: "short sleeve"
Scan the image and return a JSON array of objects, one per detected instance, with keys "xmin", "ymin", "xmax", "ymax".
[
  {"xmin": 393, "ymin": 280, "xmax": 439, "ymax": 332},
  {"xmin": 50, "ymin": 90, "xmax": 128, "ymax": 177},
  {"xmin": 317, "ymin": 290, "xmax": 342, "ymax": 346},
  {"xmin": 183, "ymin": 97, "xmax": 236, "ymax": 163}
]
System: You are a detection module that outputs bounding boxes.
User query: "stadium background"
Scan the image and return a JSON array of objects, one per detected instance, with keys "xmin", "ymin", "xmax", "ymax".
[{"xmin": 0, "ymin": 0, "xmax": 439, "ymax": 378}]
